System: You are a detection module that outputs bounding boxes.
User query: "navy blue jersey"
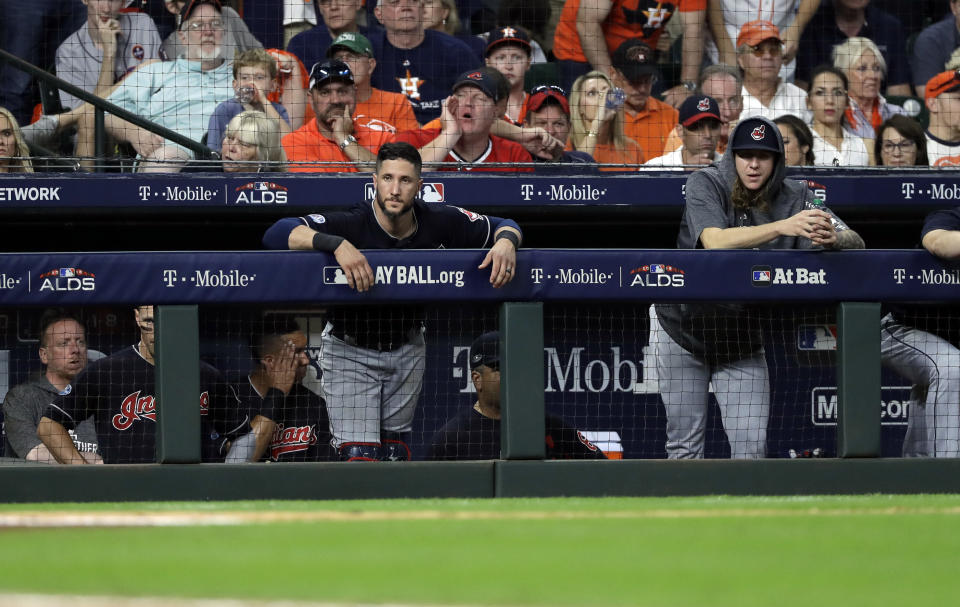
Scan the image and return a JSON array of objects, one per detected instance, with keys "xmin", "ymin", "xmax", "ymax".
[
  {"xmin": 923, "ymin": 207, "xmax": 960, "ymax": 237},
  {"xmin": 428, "ymin": 407, "xmax": 607, "ymax": 460},
  {"xmin": 301, "ymin": 199, "xmax": 499, "ymax": 249},
  {"xmin": 368, "ymin": 29, "xmax": 480, "ymax": 124},
  {"xmin": 45, "ymin": 345, "xmax": 250, "ymax": 464},
  {"xmin": 236, "ymin": 378, "xmax": 336, "ymax": 462}
]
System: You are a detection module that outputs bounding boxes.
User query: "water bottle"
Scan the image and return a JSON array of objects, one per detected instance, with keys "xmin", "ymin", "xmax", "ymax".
[
  {"xmin": 604, "ymin": 87, "xmax": 626, "ymax": 112},
  {"xmin": 804, "ymin": 198, "xmax": 846, "ymax": 232}
]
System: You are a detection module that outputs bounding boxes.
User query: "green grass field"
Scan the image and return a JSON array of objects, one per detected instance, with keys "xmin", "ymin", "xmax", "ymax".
[{"xmin": 1, "ymin": 495, "xmax": 958, "ymax": 606}]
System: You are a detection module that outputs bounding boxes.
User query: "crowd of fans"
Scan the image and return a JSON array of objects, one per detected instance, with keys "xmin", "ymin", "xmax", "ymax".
[{"xmin": 0, "ymin": 0, "xmax": 959, "ymax": 172}]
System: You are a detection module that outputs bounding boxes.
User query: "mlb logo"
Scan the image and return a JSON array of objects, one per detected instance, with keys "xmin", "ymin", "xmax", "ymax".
[
  {"xmin": 650, "ymin": 264, "xmax": 665, "ymax": 274},
  {"xmin": 797, "ymin": 325, "xmax": 837, "ymax": 351},
  {"xmin": 59, "ymin": 268, "xmax": 76, "ymax": 278},
  {"xmin": 322, "ymin": 266, "xmax": 348, "ymax": 285},
  {"xmin": 751, "ymin": 265, "xmax": 771, "ymax": 286},
  {"xmin": 421, "ymin": 182, "xmax": 444, "ymax": 202}
]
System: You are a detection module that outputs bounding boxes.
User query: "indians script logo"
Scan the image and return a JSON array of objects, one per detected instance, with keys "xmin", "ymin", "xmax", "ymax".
[
  {"xmin": 270, "ymin": 424, "xmax": 318, "ymax": 460},
  {"xmin": 38, "ymin": 268, "xmax": 95, "ymax": 292},
  {"xmin": 112, "ymin": 391, "xmax": 157, "ymax": 430},
  {"xmin": 235, "ymin": 181, "xmax": 288, "ymax": 204},
  {"xmin": 697, "ymin": 97, "xmax": 710, "ymax": 111},
  {"xmin": 751, "ymin": 124, "xmax": 766, "ymax": 141},
  {"xmin": 465, "ymin": 70, "xmax": 483, "ymax": 81}
]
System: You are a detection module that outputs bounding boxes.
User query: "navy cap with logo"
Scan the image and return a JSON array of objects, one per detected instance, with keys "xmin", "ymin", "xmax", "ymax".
[
  {"xmin": 611, "ymin": 39, "xmax": 657, "ymax": 82},
  {"xmin": 485, "ymin": 26, "xmax": 532, "ymax": 57},
  {"xmin": 469, "ymin": 331, "xmax": 500, "ymax": 370},
  {"xmin": 453, "ymin": 69, "xmax": 502, "ymax": 102},
  {"xmin": 730, "ymin": 118, "xmax": 781, "ymax": 154},
  {"xmin": 179, "ymin": 0, "xmax": 222, "ymax": 27},
  {"xmin": 309, "ymin": 60, "xmax": 354, "ymax": 90},
  {"xmin": 678, "ymin": 95, "xmax": 721, "ymax": 128}
]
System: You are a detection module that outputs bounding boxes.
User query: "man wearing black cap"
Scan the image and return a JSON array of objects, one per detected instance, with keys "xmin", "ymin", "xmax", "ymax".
[
  {"xmin": 644, "ymin": 95, "xmax": 722, "ymax": 167},
  {"xmin": 653, "ymin": 116, "xmax": 863, "ymax": 460},
  {"xmin": 484, "ymin": 26, "xmax": 533, "ymax": 125},
  {"xmin": 610, "ymin": 39, "xmax": 679, "ymax": 162},
  {"xmin": 428, "ymin": 331, "xmax": 607, "ymax": 460},
  {"xmin": 395, "ymin": 68, "xmax": 534, "ymax": 171},
  {"xmin": 282, "ymin": 60, "xmax": 394, "ymax": 172}
]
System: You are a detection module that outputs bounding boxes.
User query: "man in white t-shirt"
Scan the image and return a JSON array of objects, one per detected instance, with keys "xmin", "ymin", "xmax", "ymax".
[
  {"xmin": 924, "ymin": 69, "xmax": 960, "ymax": 167},
  {"xmin": 644, "ymin": 94, "xmax": 722, "ymax": 169},
  {"xmin": 707, "ymin": 0, "xmax": 820, "ymax": 83},
  {"xmin": 736, "ymin": 20, "xmax": 810, "ymax": 123}
]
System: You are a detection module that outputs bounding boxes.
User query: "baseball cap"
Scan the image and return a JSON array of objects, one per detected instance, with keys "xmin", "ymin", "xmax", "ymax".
[
  {"xmin": 326, "ymin": 32, "xmax": 374, "ymax": 59},
  {"xmin": 736, "ymin": 20, "xmax": 782, "ymax": 48},
  {"xmin": 179, "ymin": 0, "xmax": 222, "ymax": 26},
  {"xmin": 925, "ymin": 70, "xmax": 960, "ymax": 101},
  {"xmin": 308, "ymin": 60, "xmax": 354, "ymax": 90},
  {"xmin": 526, "ymin": 85, "xmax": 570, "ymax": 116},
  {"xmin": 469, "ymin": 331, "xmax": 499, "ymax": 370},
  {"xmin": 453, "ymin": 69, "xmax": 502, "ymax": 102},
  {"xmin": 730, "ymin": 118, "xmax": 781, "ymax": 154},
  {"xmin": 485, "ymin": 26, "xmax": 532, "ymax": 57},
  {"xmin": 679, "ymin": 95, "xmax": 721, "ymax": 128},
  {"xmin": 611, "ymin": 39, "xmax": 657, "ymax": 82}
]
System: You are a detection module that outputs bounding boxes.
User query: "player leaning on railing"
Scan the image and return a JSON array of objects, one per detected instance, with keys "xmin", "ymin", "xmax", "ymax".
[
  {"xmin": 653, "ymin": 116, "xmax": 864, "ymax": 460},
  {"xmin": 263, "ymin": 141, "xmax": 521, "ymax": 461}
]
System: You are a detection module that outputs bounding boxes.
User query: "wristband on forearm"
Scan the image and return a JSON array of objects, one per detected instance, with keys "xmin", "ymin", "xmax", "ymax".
[
  {"xmin": 495, "ymin": 230, "xmax": 520, "ymax": 249},
  {"xmin": 312, "ymin": 231, "xmax": 345, "ymax": 252}
]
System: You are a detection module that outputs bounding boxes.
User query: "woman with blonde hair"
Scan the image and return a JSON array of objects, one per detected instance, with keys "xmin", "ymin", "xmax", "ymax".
[
  {"xmin": 221, "ymin": 110, "xmax": 286, "ymax": 173},
  {"xmin": 0, "ymin": 106, "xmax": 34, "ymax": 173},
  {"xmin": 568, "ymin": 71, "xmax": 644, "ymax": 171},
  {"xmin": 833, "ymin": 36, "xmax": 906, "ymax": 139}
]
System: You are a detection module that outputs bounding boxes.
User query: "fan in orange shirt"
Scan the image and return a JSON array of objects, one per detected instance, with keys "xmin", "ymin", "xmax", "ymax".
[
  {"xmin": 282, "ymin": 60, "xmax": 393, "ymax": 173},
  {"xmin": 325, "ymin": 32, "xmax": 419, "ymax": 134},
  {"xmin": 395, "ymin": 68, "xmax": 534, "ymax": 172},
  {"xmin": 567, "ymin": 70, "xmax": 645, "ymax": 171},
  {"xmin": 552, "ymin": 0, "xmax": 706, "ymax": 107}
]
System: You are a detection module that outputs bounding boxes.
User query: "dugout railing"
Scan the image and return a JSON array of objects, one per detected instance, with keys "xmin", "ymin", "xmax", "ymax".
[{"xmin": 2, "ymin": 249, "xmax": 960, "ymax": 502}]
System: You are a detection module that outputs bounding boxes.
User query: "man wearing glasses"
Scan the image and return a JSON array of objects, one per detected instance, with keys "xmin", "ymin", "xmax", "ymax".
[
  {"xmin": 103, "ymin": 0, "xmax": 235, "ymax": 172},
  {"xmin": 736, "ymin": 20, "xmax": 810, "ymax": 123}
]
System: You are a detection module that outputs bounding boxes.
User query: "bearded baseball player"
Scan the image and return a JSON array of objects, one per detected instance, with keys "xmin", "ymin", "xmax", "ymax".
[
  {"xmin": 263, "ymin": 141, "xmax": 522, "ymax": 461},
  {"xmin": 653, "ymin": 117, "xmax": 864, "ymax": 459},
  {"xmin": 38, "ymin": 305, "xmax": 263, "ymax": 464}
]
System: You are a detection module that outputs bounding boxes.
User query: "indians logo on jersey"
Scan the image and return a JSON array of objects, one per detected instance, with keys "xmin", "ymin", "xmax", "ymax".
[
  {"xmin": 269, "ymin": 423, "xmax": 318, "ymax": 460},
  {"xmin": 397, "ymin": 69, "xmax": 426, "ymax": 100},
  {"xmin": 112, "ymin": 390, "xmax": 209, "ymax": 430},
  {"xmin": 751, "ymin": 124, "xmax": 767, "ymax": 141},
  {"xmin": 622, "ymin": 1, "xmax": 676, "ymax": 33},
  {"xmin": 455, "ymin": 207, "xmax": 484, "ymax": 222}
]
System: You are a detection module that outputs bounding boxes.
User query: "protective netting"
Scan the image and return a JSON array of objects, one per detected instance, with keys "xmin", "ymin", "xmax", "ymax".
[
  {"xmin": 4, "ymin": 302, "xmax": 958, "ymax": 463},
  {"xmin": 1, "ymin": 1, "xmax": 955, "ymax": 172}
]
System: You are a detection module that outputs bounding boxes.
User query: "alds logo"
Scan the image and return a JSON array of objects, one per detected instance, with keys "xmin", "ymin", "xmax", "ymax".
[{"xmin": 270, "ymin": 424, "xmax": 317, "ymax": 460}]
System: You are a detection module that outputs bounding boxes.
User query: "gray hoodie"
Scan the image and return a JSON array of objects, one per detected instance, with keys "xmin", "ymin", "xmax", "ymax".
[{"xmin": 655, "ymin": 116, "xmax": 850, "ymax": 362}]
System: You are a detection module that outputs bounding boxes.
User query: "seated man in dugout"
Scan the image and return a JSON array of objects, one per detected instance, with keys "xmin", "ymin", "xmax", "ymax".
[
  {"xmin": 2, "ymin": 310, "xmax": 101, "ymax": 463},
  {"xmin": 429, "ymin": 331, "xmax": 607, "ymax": 460}
]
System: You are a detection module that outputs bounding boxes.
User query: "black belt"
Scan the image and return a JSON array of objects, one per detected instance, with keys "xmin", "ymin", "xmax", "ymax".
[{"xmin": 328, "ymin": 326, "xmax": 419, "ymax": 352}]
